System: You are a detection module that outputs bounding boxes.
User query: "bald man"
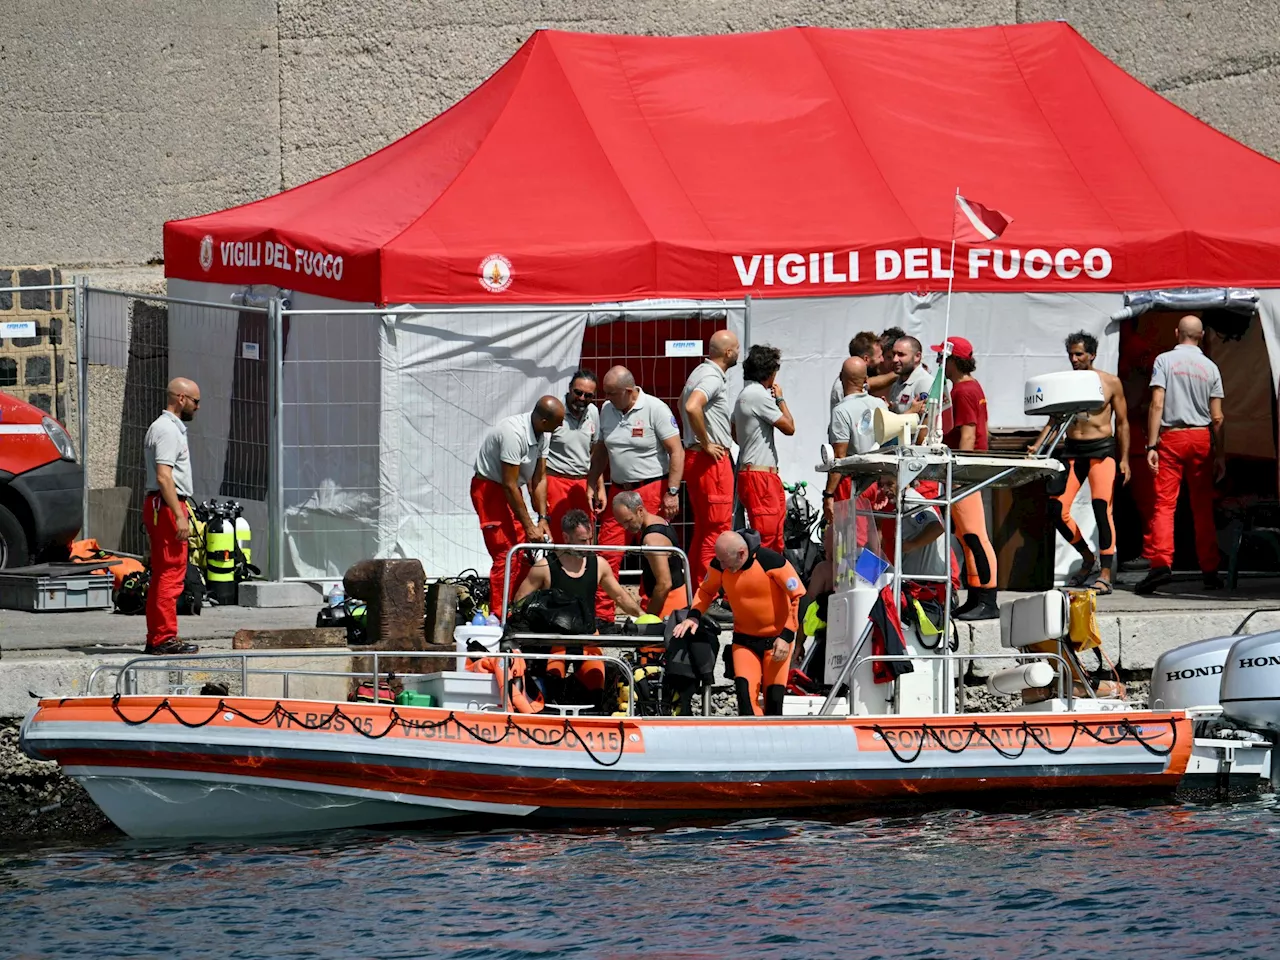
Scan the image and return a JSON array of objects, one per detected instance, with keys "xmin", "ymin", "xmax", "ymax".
[
  {"xmin": 673, "ymin": 530, "xmax": 805, "ymax": 716},
  {"xmin": 680, "ymin": 329, "xmax": 740, "ymax": 585},
  {"xmin": 143, "ymin": 377, "xmax": 202, "ymax": 655},
  {"xmin": 823, "ymin": 357, "xmax": 887, "ymax": 528},
  {"xmin": 472, "ymin": 396, "xmax": 565, "ymax": 616},
  {"xmin": 1137, "ymin": 315, "xmax": 1226, "ymax": 594},
  {"xmin": 587, "ymin": 366, "xmax": 684, "ymax": 619}
]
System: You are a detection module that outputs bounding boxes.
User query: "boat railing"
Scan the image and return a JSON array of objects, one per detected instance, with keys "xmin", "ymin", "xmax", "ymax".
[
  {"xmin": 87, "ymin": 649, "xmax": 638, "ymax": 716},
  {"xmin": 500, "ymin": 541, "xmax": 696, "ymax": 623},
  {"xmin": 823, "ymin": 651, "xmax": 1079, "ymax": 715}
]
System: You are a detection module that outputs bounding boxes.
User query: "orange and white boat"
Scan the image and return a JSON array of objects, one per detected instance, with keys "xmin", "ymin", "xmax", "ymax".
[{"xmin": 18, "ymin": 382, "xmax": 1278, "ymax": 838}]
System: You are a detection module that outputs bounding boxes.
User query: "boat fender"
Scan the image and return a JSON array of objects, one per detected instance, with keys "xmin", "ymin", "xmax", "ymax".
[{"xmin": 987, "ymin": 661, "xmax": 1055, "ymax": 696}]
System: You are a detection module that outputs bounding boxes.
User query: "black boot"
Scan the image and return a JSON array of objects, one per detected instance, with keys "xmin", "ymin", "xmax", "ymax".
[
  {"xmin": 1134, "ymin": 566, "xmax": 1173, "ymax": 595},
  {"xmin": 953, "ymin": 591, "xmax": 979, "ymax": 616},
  {"xmin": 955, "ymin": 587, "xmax": 998, "ymax": 621}
]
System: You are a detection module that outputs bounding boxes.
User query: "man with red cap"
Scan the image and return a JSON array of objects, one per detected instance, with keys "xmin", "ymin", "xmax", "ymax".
[{"xmin": 935, "ymin": 336, "xmax": 998, "ymax": 620}]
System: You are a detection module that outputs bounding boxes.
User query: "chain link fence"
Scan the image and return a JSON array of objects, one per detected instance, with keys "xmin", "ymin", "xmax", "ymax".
[
  {"xmin": 81, "ymin": 288, "xmax": 271, "ymax": 560},
  {"xmin": 49, "ymin": 290, "xmax": 746, "ymax": 583}
]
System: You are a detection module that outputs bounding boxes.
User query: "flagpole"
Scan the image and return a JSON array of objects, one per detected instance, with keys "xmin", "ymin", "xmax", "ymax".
[{"xmin": 927, "ymin": 187, "xmax": 960, "ymax": 444}]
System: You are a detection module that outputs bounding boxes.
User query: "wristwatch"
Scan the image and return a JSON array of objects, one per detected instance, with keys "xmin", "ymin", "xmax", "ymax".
[
  {"xmin": 822, "ymin": 492, "xmax": 834, "ymax": 500},
  {"xmin": 666, "ymin": 486, "xmax": 680, "ymax": 497},
  {"xmin": 1146, "ymin": 443, "xmax": 1159, "ymax": 452}
]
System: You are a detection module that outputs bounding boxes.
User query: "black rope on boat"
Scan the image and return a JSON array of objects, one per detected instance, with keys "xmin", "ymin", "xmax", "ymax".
[
  {"xmin": 108, "ymin": 695, "xmax": 629, "ymax": 767},
  {"xmin": 870, "ymin": 717, "xmax": 1179, "ymax": 765}
]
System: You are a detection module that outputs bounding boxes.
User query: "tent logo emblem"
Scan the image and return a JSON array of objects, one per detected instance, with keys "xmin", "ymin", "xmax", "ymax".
[
  {"xmin": 199, "ymin": 235, "xmax": 214, "ymax": 272},
  {"xmin": 479, "ymin": 254, "xmax": 513, "ymax": 293}
]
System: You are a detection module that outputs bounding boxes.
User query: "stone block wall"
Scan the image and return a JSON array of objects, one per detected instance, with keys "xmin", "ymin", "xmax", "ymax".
[
  {"xmin": 2, "ymin": 2, "xmax": 1279, "ymax": 267},
  {"xmin": 0, "ymin": 267, "xmax": 77, "ymax": 442}
]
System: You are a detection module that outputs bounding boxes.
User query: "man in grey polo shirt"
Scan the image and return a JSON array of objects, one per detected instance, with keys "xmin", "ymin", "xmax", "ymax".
[
  {"xmin": 823, "ymin": 357, "xmax": 887, "ymax": 528},
  {"xmin": 1137, "ymin": 315, "xmax": 1226, "ymax": 594},
  {"xmin": 587, "ymin": 365, "xmax": 683, "ymax": 618},
  {"xmin": 680, "ymin": 330, "xmax": 739, "ymax": 585},
  {"xmin": 471, "ymin": 396, "xmax": 565, "ymax": 616},
  {"xmin": 888, "ymin": 336, "xmax": 934, "ymax": 415},
  {"xmin": 143, "ymin": 377, "xmax": 201, "ymax": 655},
  {"xmin": 732, "ymin": 344, "xmax": 795, "ymax": 551},
  {"xmin": 545, "ymin": 369, "xmax": 600, "ymax": 543}
]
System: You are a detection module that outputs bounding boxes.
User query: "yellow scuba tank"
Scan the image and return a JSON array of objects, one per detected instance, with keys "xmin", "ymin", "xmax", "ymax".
[{"xmin": 203, "ymin": 504, "xmax": 238, "ymax": 605}]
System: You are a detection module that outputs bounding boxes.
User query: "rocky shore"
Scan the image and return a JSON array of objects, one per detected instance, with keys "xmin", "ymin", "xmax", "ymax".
[{"xmin": 0, "ymin": 720, "xmax": 118, "ymax": 846}]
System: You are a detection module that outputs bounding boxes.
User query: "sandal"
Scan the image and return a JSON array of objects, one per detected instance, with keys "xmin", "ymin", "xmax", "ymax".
[
  {"xmin": 1090, "ymin": 578, "xmax": 1113, "ymax": 596},
  {"xmin": 1068, "ymin": 561, "xmax": 1100, "ymax": 587}
]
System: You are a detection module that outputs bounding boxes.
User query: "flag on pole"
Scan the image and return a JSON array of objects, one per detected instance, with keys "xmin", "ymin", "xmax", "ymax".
[{"xmin": 954, "ymin": 195, "xmax": 1012, "ymax": 243}]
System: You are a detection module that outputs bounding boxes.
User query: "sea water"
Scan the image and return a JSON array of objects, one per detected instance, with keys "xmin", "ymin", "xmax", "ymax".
[{"xmin": 2, "ymin": 802, "xmax": 1278, "ymax": 959}]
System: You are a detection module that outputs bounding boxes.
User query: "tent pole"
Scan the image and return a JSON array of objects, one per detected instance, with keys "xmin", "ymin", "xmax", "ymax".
[{"xmin": 267, "ymin": 297, "xmax": 284, "ymax": 582}]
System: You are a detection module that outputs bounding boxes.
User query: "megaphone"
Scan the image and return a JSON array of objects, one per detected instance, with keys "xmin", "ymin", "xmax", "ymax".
[{"xmin": 874, "ymin": 407, "xmax": 920, "ymax": 447}]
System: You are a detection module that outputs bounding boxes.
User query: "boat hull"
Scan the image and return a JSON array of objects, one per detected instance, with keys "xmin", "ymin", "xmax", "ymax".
[{"xmin": 21, "ymin": 696, "xmax": 1194, "ymax": 838}]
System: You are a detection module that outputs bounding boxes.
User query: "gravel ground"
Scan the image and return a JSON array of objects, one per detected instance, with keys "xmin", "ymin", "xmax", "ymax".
[{"xmin": 0, "ymin": 720, "xmax": 118, "ymax": 845}]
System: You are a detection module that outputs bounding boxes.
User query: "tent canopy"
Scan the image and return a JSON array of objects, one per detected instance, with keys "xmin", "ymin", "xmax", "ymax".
[{"xmin": 165, "ymin": 22, "xmax": 1280, "ymax": 304}]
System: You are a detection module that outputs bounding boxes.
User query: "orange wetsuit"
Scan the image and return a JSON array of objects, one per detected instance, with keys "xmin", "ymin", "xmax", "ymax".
[{"xmin": 692, "ymin": 545, "xmax": 805, "ymax": 716}]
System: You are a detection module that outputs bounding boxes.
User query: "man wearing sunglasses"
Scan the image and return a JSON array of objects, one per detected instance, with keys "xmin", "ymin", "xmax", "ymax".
[
  {"xmin": 545, "ymin": 369, "xmax": 600, "ymax": 544},
  {"xmin": 142, "ymin": 377, "xmax": 202, "ymax": 656}
]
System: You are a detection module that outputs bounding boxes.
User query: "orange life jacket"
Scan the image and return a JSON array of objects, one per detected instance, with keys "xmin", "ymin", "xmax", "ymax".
[
  {"xmin": 69, "ymin": 538, "xmax": 145, "ymax": 591},
  {"xmin": 467, "ymin": 653, "xmax": 545, "ymax": 714}
]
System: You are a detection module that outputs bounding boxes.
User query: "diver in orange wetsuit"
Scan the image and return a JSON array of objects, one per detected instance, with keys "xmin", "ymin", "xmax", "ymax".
[{"xmin": 672, "ymin": 530, "xmax": 805, "ymax": 716}]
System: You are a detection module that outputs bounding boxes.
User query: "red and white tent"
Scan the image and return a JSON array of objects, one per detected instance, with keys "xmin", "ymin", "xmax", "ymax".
[
  {"xmin": 166, "ymin": 22, "xmax": 1280, "ymax": 303},
  {"xmin": 162, "ymin": 23, "xmax": 1280, "ymax": 578}
]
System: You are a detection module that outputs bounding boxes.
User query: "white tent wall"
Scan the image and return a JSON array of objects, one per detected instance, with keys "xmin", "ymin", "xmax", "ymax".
[
  {"xmin": 750, "ymin": 291, "xmax": 1118, "ymax": 585},
  {"xmin": 377, "ymin": 307, "xmax": 590, "ymax": 579},
  {"xmin": 749, "ymin": 291, "xmax": 1124, "ymax": 490},
  {"xmin": 159, "ymin": 278, "xmax": 1277, "ymax": 586},
  {"xmin": 378, "ymin": 302, "xmax": 745, "ymax": 579}
]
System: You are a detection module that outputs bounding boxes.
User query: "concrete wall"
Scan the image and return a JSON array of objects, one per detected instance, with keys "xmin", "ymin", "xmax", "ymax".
[{"xmin": 1, "ymin": 1, "xmax": 1277, "ymax": 268}]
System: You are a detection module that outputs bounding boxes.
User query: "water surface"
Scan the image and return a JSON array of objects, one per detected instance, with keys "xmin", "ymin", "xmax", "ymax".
[{"xmin": 3, "ymin": 803, "xmax": 1278, "ymax": 959}]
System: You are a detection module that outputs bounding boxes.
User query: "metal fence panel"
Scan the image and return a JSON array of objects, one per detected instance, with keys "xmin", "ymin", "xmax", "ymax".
[
  {"xmin": 279, "ymin": 311, "xmax": 381, "ymax": 579},
  {"xmin": 81, "ymin": 288, "xmax": 270, "ymax": 559}
]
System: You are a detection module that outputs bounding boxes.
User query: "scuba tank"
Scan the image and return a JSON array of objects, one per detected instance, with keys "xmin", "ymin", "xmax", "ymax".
[
  {"xmin": 203, "ymin": 501, "xmax": 239, "ymax": 606},
  {"xmin": 234, "ymin": 513, "xmax": 252, "ymax": 570}
]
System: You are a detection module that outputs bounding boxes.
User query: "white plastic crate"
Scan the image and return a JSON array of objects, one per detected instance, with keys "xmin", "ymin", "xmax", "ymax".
[
  {"xmin": 418, "ymin": 671, "xmax": 502, "ymax": 711},
  {"xmin": 0, "ymin": 573, "xmax": 113, "ymax": 612}
]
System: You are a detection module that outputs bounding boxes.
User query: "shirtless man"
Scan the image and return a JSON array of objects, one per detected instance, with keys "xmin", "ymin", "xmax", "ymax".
[
  {"xmin": 514, "ymin": 509, "xmax": 642, "ymax": 618},
  {"xmin": 1030, "ymin": 331, "xmax": 1130, "ymax": 592}
]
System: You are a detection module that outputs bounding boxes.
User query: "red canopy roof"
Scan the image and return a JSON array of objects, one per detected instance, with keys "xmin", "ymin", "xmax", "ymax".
[{"xmin": 164, "ymin": 23, "xmax": 1280, "ymax": 304}]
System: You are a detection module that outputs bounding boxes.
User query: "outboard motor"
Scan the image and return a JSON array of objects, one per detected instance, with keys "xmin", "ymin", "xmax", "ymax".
[
  {"xmin": 1150, "ymin": 635, "xmax": 1238, "ymax": 712},
  {"xmin": 1154, "ymin": 630, "xmax": 1280, "ymax": 799},
  {"xmin": 1220, "ymin": 631, "xmax": 1280, "ymax": 733}
]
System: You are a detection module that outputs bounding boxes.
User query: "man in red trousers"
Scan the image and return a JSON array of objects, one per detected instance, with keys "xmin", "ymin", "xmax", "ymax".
[
  {"xmin": 680, "ymin": 330, "xmax": 739, "ymax": 585},
  {"xmin": 587, "ymin": 366, "xmax": 683, "ymax": 620},
  {"xmin": 471, "ymin": 396, "xmax": 565, "ymax": 617},
  {"xmin": 1137, "ymin": 315, "xmax": 1226, "ymax": 594},
  {"xmin": 545, "ymin": 369, "xmax": 599, "ymax": 542},
  {"xmin": 143, "ymin": 377, "xmax": 202, "ymax": 655}
]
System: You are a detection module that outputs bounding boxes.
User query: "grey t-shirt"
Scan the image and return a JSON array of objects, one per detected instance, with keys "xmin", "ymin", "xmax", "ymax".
[
  {"xmin": 829, "ymin": 375, "xmax": 843, "ymax": 410},
  {"xmin": 679, "ymin": 359, "xmax": 732, "ymax": 448},
  {"xmin": 145, "ymin": 410, "xmax": 194, "ymax": 498},
  {"xmin": 898, "ymin": 490, "xmax": 951, "ymax": 579},
  {"xmin": 889, "ymin": 364, "xmax": 935, "ymax": 414},
  {"xmin": 546, "ymin": 403, "xmax": 598, "ymax": 476},
  {"xmin": 732, "ymin": 381, "xmax": 784, "ymax": 467},
  {"xmin": 598, "ymin": 390, "xmax": 680, "ymax": 484},
  {"xmin": 829, "ymin": 392, "xmax": 887, "ymax": 453},
  {"xmin": 1150, "ymin": 344, "xmax": 1224, "ymax": 429},
  {"xmin": 474, "ymin": 413, "xmax": 549, "ymax": 486}
]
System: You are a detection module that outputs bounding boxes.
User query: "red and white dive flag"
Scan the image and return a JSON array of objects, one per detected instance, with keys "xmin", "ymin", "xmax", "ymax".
[{"xmin": 954, "ymin": 195, "xmax": 1012, "ymax": 242}]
